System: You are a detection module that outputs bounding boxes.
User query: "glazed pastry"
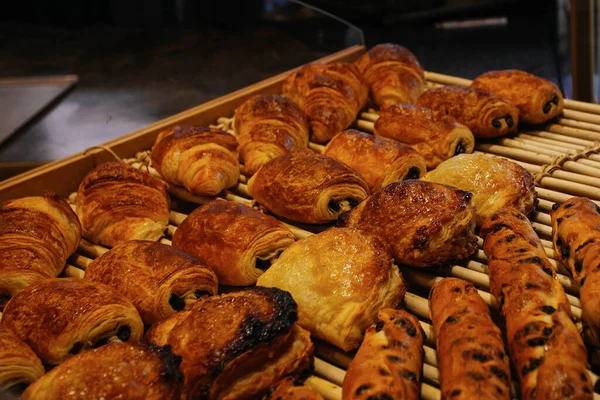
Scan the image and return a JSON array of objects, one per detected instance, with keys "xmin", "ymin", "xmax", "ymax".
[
  {"xmin": 342, "ymin": 309, "xmax": 424, "ymax": 400},
  {"xmin": 471, "ymin": 70, "xmax": 564, "ymax": 124},
  {"xmin": 373, "ymin": 103, "xmax": 475, "ymax": 169},
  {"xmin": 234, "ymin": 94, "xmax": 309, "ymax": 175},
  {"xmin": 146, "ymin": 287, "xmax": 313, "ymax": 399},
  {"xmin": 172, "ymin": 200, "xmax": 294, "ymax": 286},
  {"xmin": 248, "ymin": 149, "xmax": 370, "ymax": 224},
  {"xmin": 264, "ymin": 375, "xmax": 324, "ymax": 400},
  {"xmin": 152, "ymin": 126, "xmax": 239, "ymax": 196},
  {"xmin": 0, "ymin": 325, "xmax": 44, "ymax": 390},
  {"xmin": 282, "ymin": 63, "xmax": 368, "ymax": 143},
  {"xmin": 257, "ymin": 228, "xmax": 405, "ymax": 351},
  {"xmin": 323, "ymin": 129, "xmax": 427, "ymax": 192},
  {"xmin": 2, "ymin": 278, "xmax": 144, "ymax": 365},
  {"xmin": 416, "ymin": 86, "xmax": 519, "ymax": 138},
  {"xmin": 339, "ymin": 180, "xmax": 477, "ymax": 267},
  {"xmin": 429, "ymin": 278, "xmax": 511, "ymax": 400},
  {"xmin": 354, "ymin": 43, "xmax": 425, "ymax": 107},
  {"xmin": 0, "ymin": 193, "xmax": 81, "ymax": 308},
  {"xmin": 77, "ymin": 162, "xmax": 169, "ymax": 248},
  {"xmin": 85, "ymin": 240, "xmax": 218, "ymax": 325},
  {"xmin": 422, "ymin": 153, "xmax": 537, "ymax": 226},
  {"xmin": 22, "ymin": 343, "xmax": 182, "ymax": 400},
  {"xmin": 481, "ymin": 208, "xmax": 592, "ymax": 399}
]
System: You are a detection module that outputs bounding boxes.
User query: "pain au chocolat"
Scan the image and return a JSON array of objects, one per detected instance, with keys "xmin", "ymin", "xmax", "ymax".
[{"xmin": 0, "ymin": 325, "xmax": 44, "ymax": 391}]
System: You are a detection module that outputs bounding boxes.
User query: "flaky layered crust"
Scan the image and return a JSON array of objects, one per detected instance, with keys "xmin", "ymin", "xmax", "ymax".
[
  {"xmin": 429, "ymin": 278, "xmax": 511, "ymax": 400},
  {"xmin": 339, "ymin": 180, "xmax": 477, "ymax": 267},
  {"xmin": 234, "ymin": 95, "xmax": 309, "ymax": 175},
  {"xmin": 471, "ymin": 70, "xmax": 564, "ymax": 124},
  {"xmin": 323, "ymin": 129, "xmax": 426, "ymax": 193},
  {"xmin": 416, "ymin": 86, "xmax": 519, "ymax": 138},
  {"xmin": 248, "ymin": 149, "xmax": 370, "ymax": 224},
  {"xmin": 2, "ymin": 278, "xmax": 144, "ymax": 365},
  {"xmin": 342, "ymin": 309, "xmax": 424, "ymax": 400},
  {"xmin": 481, "ymin": 208, "xmax": 592, "ymax": 399},
  {"xmin": 257, "ymin": 228, "xmax": 405, "ymax": 351},
  {"xmin": 264, "ymin": 376, "xmax": 324, "ymax": 400},
  {"xmin": 152, "ymin": 126, "xmax": 240, "ymax": 196},
  {"xmin": 373, "ymin": 103, "xmax": 475, "ymax": 168},
  {"xmin": 76, "ymin": 162, "xmax": 169, "ymax": 247},
  {"xmin": 0, "ymin": 325, "xmax": 44, "ymax": 390},
  {"xmin": 85, "ymin": 240, "xmax": 218, "ymax": 325}
]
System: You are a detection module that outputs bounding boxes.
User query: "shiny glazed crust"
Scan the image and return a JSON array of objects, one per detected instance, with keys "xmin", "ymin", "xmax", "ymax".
[
  {"xmin": 264, "ymin": 376, "xmax": 324, "ymax": 400},
  {"xmin": 0, "ymin": 325, "xmax": 44, "ymax": 390}
]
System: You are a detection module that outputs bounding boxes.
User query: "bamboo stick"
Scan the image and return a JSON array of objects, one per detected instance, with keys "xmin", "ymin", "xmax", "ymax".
[
  {"xmin": 309, "ymin": 143, "xmax": 325, "ymax": 153},
  {"xmin": 557, "ymin": 118, "xmax": 600, "ymax": 133},
  {"xmin": 525, "ymin": 129, "xmax": 597, "ymax": 146},
  {"xmin": 563, "ymin": 99, "xmax": 600, "ymax": 115},
  {"xmin": 170, "ymin": 210, "xmax": 187, "ymax": 226},
  {"xmin": 167, "ymin": 225, "xmax": 177, "ymax": 237},
  {"xmin": 355, "ymin": 119, "xmax": 374, "ymax": 133},
  {"xmin": 160, "ymin": 238, "xmax": 172, "ymax": 246},
  {"xmin": 537, "ymin": 198, "xmax": 555, "ymax": 212},
  {"xmin": 63, "ymin": 264, "xmax": 85, "ymax": 278},
  {"xmin": 548, "ymin": 123, "xmax": 600, "ymax": 142},
  {"xmin": 69, "ymin": 254, "xmax": 93, "ymax": 270},
  {"xmin": 563, "ymin": 109, "xmax": 600, "ymax": 126},
  {"xmin": 516, "ymin": 133, "xmax": 586, "ymax": 150},
  {"xmin": 314, "ymin": 358, "xmax": 346, "ymax": 386},
  {"xmin": 305, "ymin": 376, "xmax": 341, "ymax": 400},
  {"xmin": 78, "ymin": 238, "xmax": 108, "ymax": 258}
]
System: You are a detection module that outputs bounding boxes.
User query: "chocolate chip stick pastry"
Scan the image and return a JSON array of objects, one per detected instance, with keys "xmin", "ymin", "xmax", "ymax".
[
  {"xmin": 0, "ymin": 325, "xmax": 44, "ymax": 391},
  {"xmin": 481, "ymin": 208, "xmax": 593, "ymax": 399}
]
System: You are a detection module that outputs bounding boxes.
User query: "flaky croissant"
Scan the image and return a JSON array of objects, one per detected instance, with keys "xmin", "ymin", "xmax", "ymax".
[{"xmin": 0, "ymin": 325, "xmax": 44, "ymax": 391}]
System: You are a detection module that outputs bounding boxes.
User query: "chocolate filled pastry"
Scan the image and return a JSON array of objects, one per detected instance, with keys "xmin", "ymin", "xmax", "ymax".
[
  {"xmin": 146, "ymin": 287, "xmax": 313, "ymax": 400},
  {"xmin": 172, "ymin": 200, "xmax": 294, "ymax": 286},
  {"xmin": 342, "ymin": 309, "xmax": 424, "ymax": 400},
  {"xmin": 416, "ymin": 86, "xmax": 519, "ymax": 138},
  {"xmin": 0, "ymin": 193, "xmax": 81, "ymax": 308},
  {"xmin": 373, "ymin": 103, "xmax": 475, "ymax": 169},
  {"xmin": 471, "ymin": 70, "xmax": 564, "ymax": 125},
  {"xmin": 152, "ymin": 125, "xmax": 239, "ymax": 196},
  {"xmin": 481, "ymin": 208, "xmax": 592, "ymax": 399},
  {"xmin": 354, "ymin": 43, "xmax": 426, "ymax": 107},
  {"xmin": 323, "ymin": 129, "xmax": 427, "ymax": 193},
  {"xmin": 2, "ymin": 278, "xmax": 144, "ymax": 365},
  {"xmin": 282, "ymin": 62, "xmax": 368, "ymax": 143},
  {"xmin": 423, "ymin": 153, "xmax": 537, "ymax": 226},
  {"xmin": 339, "ymin": 180, "xmax": 477, "ymax": 267},
  {"xmin": 85, "ymin": 240, "xmax": 218, "ymax": 325},
  {"xmin": 264, "ymin": 375, "xmax": 324, "ymax": 400},
  {"xmin": 429, "ymin": 278, "xmax": 511, "ymax": 400},
  {"xmin": 257, "ymin": 228, "xmax": 405, "ymax": 351},
  {"xmin": 22, "ymin": 343, "xmax": 182, "ymax": 400},
  {"xmin": 247, "ymin": 149, "xmax": 370, "ymax": 224},
  {"xmin": 234, "ymin": 94, "xmax": 309, "ymax": 175},
  {"xmin": 0, "ymin": 325, "xmax": 44, "ymax": 390},
  {"xmin": 76, "ymin": 162, "xmax": 169, "ymax": 247}
]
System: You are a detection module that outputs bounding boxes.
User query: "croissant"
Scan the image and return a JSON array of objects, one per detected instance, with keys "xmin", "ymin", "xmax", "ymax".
[
  {"xmin": 264, "ymin": 376, "xmax": 323, "ymax": 400},
  {"xmin": 172, "ymin": 200, "xmax": 295, "ymax": 286},
  {"xmin": 471, "ymin": 70, "xmax": 564, "ymax": 124},
  {"xmin": 152, "ymin": 126, "xmax": 239, "ymax": 195},
  {"xmin": 416, "ymin": 86, "xmax": 519, "ymax": 138},
  {"xmin": 0, "ymin": 193, "xmax": 81, "ymax": 308},
  {"xmin": 233, "ymin": 94, "xmax": 309, "ymax": 175},
  {"xmin": 76, "ymin": 162, "xmax": 169, "ymax": 247},
  {"xmin": 339, "ymin": 180, "xmax": 477, "ymax": 267},
  {"xmin": 2, "ymin": 277, "xmax": 144, "ymax": 365},
  {"xmin": 373, "ymin": 103, "xmax": 475, "ymax": 168},
  {"xmin": 248, "ymin": 149, "xmax": 370, "ymax": 224},
  {"xmin": 22, "ymin": 343, "xmax": 182, "ymax": 400},
  {"xmin": 282, "ymin": 63, "xmax": 368, "ymax": 143},
  {"xmin": 0, "ymin": 325, "xmax": 44, "ymax": 391},
  {"xmin": 354, "ymin": 43, "xmax": 425, "ymax": 107},
  {"xmin": 323, "ymin": 129, "xmax": 427, "ymax": 192},
  {"xmin": 85, "ymin": 240, "xmax": 218, "ymax": 325}
]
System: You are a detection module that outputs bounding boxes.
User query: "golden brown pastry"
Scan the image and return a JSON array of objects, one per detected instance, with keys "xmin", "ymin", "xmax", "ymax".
[
  {"xmin": 76, "ymin": 162, "xmax": 169, "ymax": 248},
  {"xmin": 0, "ymin": 325, "xmax": 44, "ymax": 390},
  {"xmin": 481, "ymin": 208, "xmax": 592, "ymax": 400},
  {"xmin": 282, "ymin": 63, "xmax": 368, "ymax": 143},
  {"xmin": 342, "ymin": 309, "xmax": 424, "ymax": 400},
  {"xmin": 2, "ymin": 278, "xmax": 144, "ymax": 365},
  {"xmin": 257, "ymin": 228, "xmax": 405, "ymax": 351},
  {"xmin": 429, "ymin": 278, "xmax": 511, "ymax": 400},
  {"xmin": 323, "ymin": 129, "xmax": 427, "ymax": 192},
  {"xmin": 373, "ymin": 103, "xmax": 475, "ymax": 168},
  {"xmin": 152, "ymin": 126, "xmax": 239, "ymax": 196},
  {"xmin": 416, "ymin": 86, "xmax": 520, "ymax": 138},
  {"xmin": 234, "ymin": 94, "xmax": 309, "ymax": 175},
  {"xmin": 172, "ymin": 200, "xmax": 294, "ymax": 286},
  {"xmin": 264, "ymin": 375, "xmax": 324, "ymax": 400},
  {"xmin": 339, "ymin": 180, "xmax": 477, "ymax": 267},
  {"xmin": 146, "ymin": 287, "xmax": 313, "ymax": 400},
  {"xmin": 85, "ymin": 240, "xmax": 218, "ymax": 325},
  {"xmin": 354, "ymin": 43, "xmax": 425, "ymax": 107},
  {"xmin": 471, "ymin": 70, "xmax": 564, "ymax": 125},
  {"xmin": 0, "ymin": 193, "xmax": 81, "ymax": 308},
  {"xmin": 422, "ymin": 153, "xmax": 537, "ymax": 226},
  {"xmin": 22, "ymin": 343, "xmax": 182, "ymax": 399},
  {"xmin": 248, "ymin": 149, "xmax": 369, "ymax": 224}
]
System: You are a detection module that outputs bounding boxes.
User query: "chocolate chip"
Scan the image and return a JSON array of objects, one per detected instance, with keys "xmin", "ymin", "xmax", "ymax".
[
  {"xmin": 522, "ymin": 357, "xmax": 544, "ymax": 376},
  {"xmin": 543, "ymin": 101, "xmax": 552, "ymax": 114},
  {"xmin": 399, "ymin": 370, "xmax": 417, "ymax": 382},
  {"xmin": 450, "ymin": 389, "xmax": 462, "ymax": 397},
  {"xmin": 561, "ymin": 245, "xmax": 570, "ymax": 260},
  {"xmin": 405, "ymin": 167, "xmax": 421, "ymax": 179},
  {"xmin": 490, "ymin": 365, "xmax": 509, "ymax": 382},
  {"xmin": 454, "ymin": 142, "xmax": 466, "ymax": 156},
  {"xmin": 195, "ymin": 290, "xmax": 210, "ymax": 298},
  {"xmin": 467, "ymin": 371, "xmax": 485, "ymax": 381},
  {"xmin": 375, "ymin": 321, "xmax": 384, "ymax": 332},
  {"xmin": 445, "ymin": 316, "xmax": 459, "ymax": 324},
  {"xmin": 492, "ymin": 118, "xmax": 502, "ymax": 128},
  {"xmin": 506, "ymin": 115, "xmax": 514, "ymax": 128},
  {"xmin": 70, "ymin": 341, "xmax": 83, "ymax": 354},
  {"xmin": 379, "ymin": 368, "xmax": 390, "ymax": 376},
  {"xmin": 117, "ymin": 325, "xmax": 131, "ymax": 342},
  {"xmin": 527, "ymin": 337, "xmax": 548, "ymax": 347},
  {"xmin": 169, "ymin": 292, "xmax": 186, "ymax": 311},
  {"xmin": 551, "ymin": 95, "xmax": 559, "ymax": 104},
  {"xmin": 541, "ymin": 306, "xmax": 556, "ymax": 314},
  {"xmin": 505, "ymin": 235, "xmax": 515, "ymax": 243},
  {"xmin": 355, "ymin": 384, "xmax": 371, "ymax": 396},
  {"xmin": 552, "ymin": 203, "xmax": 560, "ymax": 211},
  {"xmin": 386, "ymin": 355, "xmax": 404, "ymax": 363},
  {"xmin": 543, "ymin": 326, "xmax": 554, "ymax": 336}
]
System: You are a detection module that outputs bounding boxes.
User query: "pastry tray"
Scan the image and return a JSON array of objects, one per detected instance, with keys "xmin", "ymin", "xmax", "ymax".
[{"xmin": 3, "ymin": 45, "xmax": 600, "ymax": 399}]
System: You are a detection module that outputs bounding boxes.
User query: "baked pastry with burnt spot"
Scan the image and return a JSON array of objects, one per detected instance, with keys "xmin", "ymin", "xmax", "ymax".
[
  {"xmin": 263, "ymin": 374, "xmax": 324, "ymax": 400},
  {"xmin": 0, "ymin": 325, "xmax": 44, "ymax": 391}
]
